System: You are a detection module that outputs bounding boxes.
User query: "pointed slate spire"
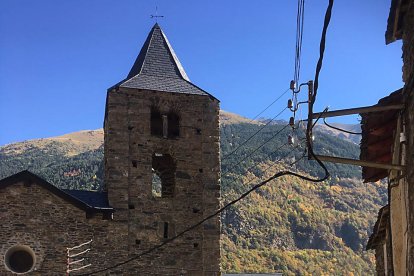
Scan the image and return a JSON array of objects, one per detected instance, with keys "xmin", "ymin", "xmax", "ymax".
[
  {"xmin": 118, "ymin": 24, "xmax": 211, "ymax": 96},
  {"xmin": 127, "ymin": 23, "xmax": 189, "ymax": 81}
]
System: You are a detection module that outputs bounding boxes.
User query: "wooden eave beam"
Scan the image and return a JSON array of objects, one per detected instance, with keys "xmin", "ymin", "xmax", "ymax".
[
  {"xmin": 311, "ymin": 104, "xmax": 403, "ymax": 119},
  {"xmin": 312, "ymin": 155, "xmax": 404, "ymax": 171}
]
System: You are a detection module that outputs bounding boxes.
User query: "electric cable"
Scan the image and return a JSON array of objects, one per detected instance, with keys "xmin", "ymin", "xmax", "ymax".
[
  {"xmin": 223, "ymin": 141, "xmax": 297, "ymax": 183},
  {"xmin": 289, "ymin": 150, "xmax": 307, "ymax": 167},
  {"xmin": 223, "ymin": 144, "xmax": 302, "ymax": 203},
  {"xmin": 222, "ymin": 124, "xmax": 290, "ymax": 172},
  {"xmin": 222, "ymin": 107, "xmax": 287, "ymax": 161},
  {"xmin": 312, "ymin": 0, "xmax": 333, "ymax": 100},
  {"xmin": 247, "ymin": 88, "xmax": 290, "ymax": 123},
  {"xmin": 323, "ymin": 117, "xmax": 362, "ymax": 135},
  {"xmin": 291, "ymin": 0, "xmax": 305, "ymax": 123},
  {"xmin": 294, "ymin": 0, "xmax": 305, "ymax": 85}
]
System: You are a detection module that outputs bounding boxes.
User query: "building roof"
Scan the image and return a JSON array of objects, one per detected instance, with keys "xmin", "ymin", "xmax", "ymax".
[
  {"xmin": 0, "ymin": 170, "xmax": 114, "ymax": 215},
  {"xmin": 359, "ymin": 88, "xmax": 403, "ymax": 182},
  {"xmin": 366, "ymin": 205, "xmax": 389, "ymax": 250},
  {"xmin": 113, "ymin": 23, "xmax": 213, "ymax": 98},
  {"xmin": 385, "ymin": 0, "xmax": 411, "ymax": 44},
  {"xmin": 62, "ymin": 189, "xmax": 112, "ymax": 210}
]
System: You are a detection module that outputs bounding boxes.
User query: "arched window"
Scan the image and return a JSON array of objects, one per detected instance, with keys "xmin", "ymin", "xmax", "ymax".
[
  {"xmin": 152, "ymin": 153, "xmax": 176, "ymax": 198},
  {"xmin": 151, "ymin": 109, "xmax": 180, "ymax": 139}
]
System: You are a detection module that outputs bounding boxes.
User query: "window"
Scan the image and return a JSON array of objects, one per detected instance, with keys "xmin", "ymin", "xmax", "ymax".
[
  {"xmin": 152, "ymin": 169, "xmax": 162, "ymax": 197},
  {"xmin": 167, "ymin": 112, "xmax": 180, "ymax": 138},
  {"xmin": 150, "ymin": 108, "xmax": 163, "ymax": 136},
  {"xmin": 152, "ymin": 153, "xmax": 176, "ymax": 198},
  {"xmin": 5, "ymin": 245, "xmax": 35, "ymax": 274},
  {"xmin": 150, "ymin": 108, "xmax": 180, "ymax": 138},
  {"xmin": 163, "ymin": 222, "xmax": 169, "ymax": 239}
]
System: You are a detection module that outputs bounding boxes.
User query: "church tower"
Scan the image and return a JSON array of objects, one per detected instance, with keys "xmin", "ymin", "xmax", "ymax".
[{"xmin": 104, "ymin": 23, "xmax": 221, "ymax": 275}]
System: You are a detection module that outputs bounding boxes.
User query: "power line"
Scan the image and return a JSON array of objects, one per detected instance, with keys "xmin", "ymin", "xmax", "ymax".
[
  {"xmin": 237, "ymin": 141, "xmax": 305, "ymax": 183},
  {"xmin": 294, "ymin": 0, "xmax": 305, "ymax": 85},
  {"xmin": 306, "ymin": 0, "xmax": 333, "ymax": 164},
  {"xmin": 222, "ymin": 137, "xmax": 306, "ymax": 199},
  {"xmin": 223, "ymin": 141, "xmax": 290, "ymax": 180},
  {"xmin": 220, "ymin": 88, "xmax": 290, "ymax": 164},
  {"xmin": 312, "ymin": 0, "xmax": 333, "ymax": 101},
  {"xmin": 323, "ymin": 117, "xmax": 362, "ymax": 135},
  {"xmin": 222, "ymin": 124, "xmax": 289, "ymax": 173},
  {"xmin": 248, "ymin": 88, "xmax": 290, "ymax": 123},
  {"xmin": 222, "ymin": 107, "xmax": 287, "ymax": 161},
  {"xmin": 222, "ymin": 139, "xmax": 306, "ymax": 209}
]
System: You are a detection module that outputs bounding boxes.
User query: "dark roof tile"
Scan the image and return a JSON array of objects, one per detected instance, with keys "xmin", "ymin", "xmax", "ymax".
[
  {"xmin": 62, "ymin": 189, "xmax": 111, "ymax": 209},
  {"xmin": 112, "ymin": 24, "xmax": 215, "ymax": 99},
  {"xmin": 0, "ymin": 171, "xmax": 114, "ymax": 214}
]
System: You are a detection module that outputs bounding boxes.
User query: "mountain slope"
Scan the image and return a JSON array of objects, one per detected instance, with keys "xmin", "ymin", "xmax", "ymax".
[
  {"xmin": 0, "ymin": 111, "xmax": 384, "ymax": 274},
  {"xmin": 314, "ymin": 123, "xmax": 361, "ymax": 144},
  {"xmin": 220, "ymin": 110, "xmax": 263, "ymax": 126},
  {"xmin": 0, "ymin": 130, "xmax": 104, "ymax": 190}
]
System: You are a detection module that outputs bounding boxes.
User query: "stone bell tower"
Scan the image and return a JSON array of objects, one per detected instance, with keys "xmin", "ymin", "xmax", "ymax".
[{"xmin": 104, "ymin": 23, "xmax": 221, "ymax": 275}]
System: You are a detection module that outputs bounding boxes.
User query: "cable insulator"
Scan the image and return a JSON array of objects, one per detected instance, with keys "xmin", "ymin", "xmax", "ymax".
[
  {"xmin": 290, "ymin": 80, "xmax": 296, "ymax": 90},
  {"xmin": 287, "ymin": 99, "xmax": 293, "ymax": 109},
  {"xmin": 288, "ymin": 135, "xmax": 295, "ymax": 145},
  {"xmin": 289, "ymin": 117, "xmax": 295, "ymax": 127}
]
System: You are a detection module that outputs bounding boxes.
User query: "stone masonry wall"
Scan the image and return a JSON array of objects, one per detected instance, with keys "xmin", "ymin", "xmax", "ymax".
[
  {"xmin": 104, "ymin": 87, "xmax": 221, "ymax": 275},
  {"xmin": 402, "ymin": 1, "xmax": 414, "ymax": 274},
  {"xmin": 374, "ymin": 242, "xmax": 385, "ymax": 276},
  {"xmin": 0, "ymin": 181, "xmax": 112, "ymax": 275}
]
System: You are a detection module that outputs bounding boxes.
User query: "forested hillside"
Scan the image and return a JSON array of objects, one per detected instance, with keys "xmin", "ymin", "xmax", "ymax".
[{"xmin": 0, "ymin": 112, "xmax": 385, "ymax": 275}]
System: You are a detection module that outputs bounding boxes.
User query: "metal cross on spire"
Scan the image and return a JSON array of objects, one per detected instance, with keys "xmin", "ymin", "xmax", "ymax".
[{"xmin": 150, "ymin": 6, "xmax": 164, "ymax": 22}]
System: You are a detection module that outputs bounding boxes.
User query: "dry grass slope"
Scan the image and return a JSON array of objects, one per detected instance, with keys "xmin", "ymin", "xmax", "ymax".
[{"xmin": 1, "ymin": 129, "xmax": 104, "ymax": 156}]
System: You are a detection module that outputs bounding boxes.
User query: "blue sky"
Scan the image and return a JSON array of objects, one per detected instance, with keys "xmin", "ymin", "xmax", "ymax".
[{"xmin": 0, "ymin": 0, "xmax": 403, "ymax": 145}]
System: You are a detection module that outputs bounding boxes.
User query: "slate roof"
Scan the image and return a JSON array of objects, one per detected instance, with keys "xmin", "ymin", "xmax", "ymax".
[
  {"xmin": 62, "ymin": 189, "xmax": 111, "ymax": 210},
  {"xmin": 113, "ymin": 23, "xmax": 214, "ymax": 98},
  {"xmin": 0, "ymin": 170, "xmax": 114, "ymax": 214},
  {"xmin": 359, "ymin": 89, "xmax": 403, "ymax": 182},
  {"xmin": 366, "ymin": 205, "xmax": 389, "ymax": 250}
]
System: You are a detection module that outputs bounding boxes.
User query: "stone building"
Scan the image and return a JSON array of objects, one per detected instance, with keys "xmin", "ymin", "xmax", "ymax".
[
  {"xmin": 365, "ymin": 0, "xmax": 414, "ymax": 275},
  {"xmin": 0, "ymin": 23, "xmax": 221, "ymax": 275}
]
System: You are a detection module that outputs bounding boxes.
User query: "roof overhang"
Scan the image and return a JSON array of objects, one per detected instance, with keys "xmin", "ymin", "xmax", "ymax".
[
  {"xmin": 0, "ymin": 170, "xmax": 114, "ymax": 217},
  {"xmin": 385, "ymin": 0, "xmax": 411, "ymax": 44},
  {"xmin": 366, "ymin": 205, "xmax": 389, "ymax": 250},
  {"xmin": 360, "ymin": 89, "xmax": 403, "ymax": 182}
]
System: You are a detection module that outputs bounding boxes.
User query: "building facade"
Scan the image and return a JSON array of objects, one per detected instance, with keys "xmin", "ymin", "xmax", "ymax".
[
  {"xmin": 366, "ymin": 0, "xmax": 414, "ymax": 275},
  {"xmin": 0, "ymin": 24, "xmax": 221, "ymax": 275}
]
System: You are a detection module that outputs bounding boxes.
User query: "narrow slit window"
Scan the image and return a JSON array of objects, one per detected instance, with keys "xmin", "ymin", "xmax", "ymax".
[
  {"xmin": 163, "ymin": 222, "xmax": 169, "ymax": 239},
  {"xmin": 151, "ymin": 108, "xmax": 163, "ymax": 136},
  {"xmin": 162, "ymin": 115, "xmax": 168, "ymax": 138},
  {"xmin": 152, "ymin": 153, "xmax": 176, "ymax": 198}
]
